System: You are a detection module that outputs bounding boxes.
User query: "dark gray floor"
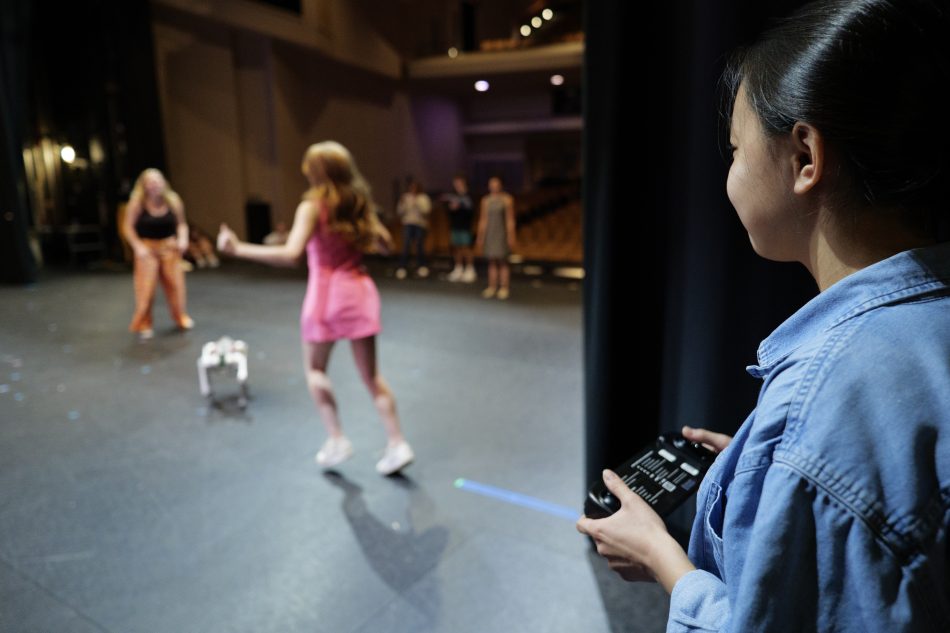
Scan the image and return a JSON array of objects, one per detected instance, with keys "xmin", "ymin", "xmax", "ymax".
[{"xmin": 0, "ymin": 263, "xmax": 670, "ymax": 633}]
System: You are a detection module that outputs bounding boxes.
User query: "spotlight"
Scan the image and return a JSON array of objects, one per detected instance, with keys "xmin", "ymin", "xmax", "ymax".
[
  {"xmin": 520, "ymin": 25, "xmax": 531, "ymax": 37},
  {"xmin": 60, "ymin": 145, "xmax": 76, "ymax": 164},
  {"xmin": 474, "ymin": 80, "xmax": 490, "ymax": 92},
  {"xmin": 542, "ymin": 8, "xmax": 554, "ymax": 20},
  {"xmin": 531, "ymin": 17, "xmax": 542, "ymax": 28},
  {"xmin": 550, "ymin": 74, "xmax": 565, "ymax": 86},
  {"xmin": 448, "ymin": 47, "xmax": 459, "ymax": 58}
]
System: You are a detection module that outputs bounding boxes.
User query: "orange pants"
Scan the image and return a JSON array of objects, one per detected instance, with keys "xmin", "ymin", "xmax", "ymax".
[{"xmin": 129, "ymin": 237, "xmax": 191, "ymax": 332}]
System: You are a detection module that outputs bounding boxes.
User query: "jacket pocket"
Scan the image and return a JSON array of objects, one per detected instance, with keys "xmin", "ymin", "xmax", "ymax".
[{"xmin": 703, "ymin": 480, "xmax": 726, "ymax": 574}]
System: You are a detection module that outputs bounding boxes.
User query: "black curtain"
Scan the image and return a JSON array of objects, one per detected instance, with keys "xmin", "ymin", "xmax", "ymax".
[
  {"xmin": 0, "ymin": 0, "xmax": 37, "ymax": 284},
  {"xmin": 583, "ymin": 1, "xmax": 816, "ymax": 536},
  {"xmin": 582, "ymin": 0, "xmax": 665, "ymax": 497},
  {"xmin": 0, "ymin": 0, "xmax": 166, "ymax": 274}
]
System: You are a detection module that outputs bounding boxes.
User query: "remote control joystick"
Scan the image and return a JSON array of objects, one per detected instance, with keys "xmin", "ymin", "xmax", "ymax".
[
  {"xmin": 673, "ymin": 436, "xmax": 687, "ymax": 449},
  {"xmin": 600, "ymin": 491, "xmax": 620, "ymax": 514}
]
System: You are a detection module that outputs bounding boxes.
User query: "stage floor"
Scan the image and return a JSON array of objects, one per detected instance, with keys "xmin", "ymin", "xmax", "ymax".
[{"xmin": 0, "ymin": 263, "xmax": 669, "ymax": 633}]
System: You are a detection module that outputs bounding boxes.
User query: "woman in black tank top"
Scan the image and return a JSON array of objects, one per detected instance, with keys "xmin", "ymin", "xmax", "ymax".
[{"xmin": 122, "ymin": 168, "xmax": 195, "ymax": 339}]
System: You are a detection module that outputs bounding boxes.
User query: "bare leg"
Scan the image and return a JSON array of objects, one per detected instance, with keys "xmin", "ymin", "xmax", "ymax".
[
  {"xmin": 350, "ymin": 336, "xmax": 404, "ymax": 445},
  {"xmin": 500, "ymin": 261, "xmax": 510, "ymax": 290},
  {"xmin": 303, "ymin": 340, "xmax": 343, "ymax": 438},
  {"xmin": 487, "ymin": 261, "xmax": 498, "ymax": 290}
]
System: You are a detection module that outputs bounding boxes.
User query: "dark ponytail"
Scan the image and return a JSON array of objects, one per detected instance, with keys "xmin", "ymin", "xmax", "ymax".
[{"xmin": 721, "ymin": 0, "xmax": 950, "ymax": 231}]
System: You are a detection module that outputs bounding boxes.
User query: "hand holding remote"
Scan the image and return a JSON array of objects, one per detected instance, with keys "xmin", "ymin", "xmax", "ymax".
[
  {"xmin": 584, "ymin": 433, "xmax": 716, "ymax": 520},
  {"xmin": 577, "ymin": 469, "xmax": 695, "ymax": 589}
]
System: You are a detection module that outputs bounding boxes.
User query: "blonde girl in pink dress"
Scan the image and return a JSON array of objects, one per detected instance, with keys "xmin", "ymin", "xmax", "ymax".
[{"xmin": 217, "ymin": 141, "xmax": 414, "ymax": 475}]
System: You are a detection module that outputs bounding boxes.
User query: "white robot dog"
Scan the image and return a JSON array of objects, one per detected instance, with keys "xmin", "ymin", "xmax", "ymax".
[{"xmin": 198, "ymin": 336, "xmax": 249, "ymax": 408}]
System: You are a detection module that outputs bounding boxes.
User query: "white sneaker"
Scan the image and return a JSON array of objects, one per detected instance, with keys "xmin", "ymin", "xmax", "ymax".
[
  {"xmin": 376, "ymin": 440, "xmax": 415, "ymax": 475},
  {"xmin": 417, "ymin": 266, "xmax": 430, "ymax": 279},
  {"xmin": 481, "ymin": 286, "xmax": 497, "ymax": 299},
  {"xmin": 138, "ymin": 329, "xmax": 154, "ymax": 341},
  {"xmin": 315, "ymin": 436, "xmax": 354, "ymax": 468},
  {"xmin": 462, "ymin": 266, "xmax": 476, "ymax": 283},
  {"xmin": 395, "ymin": 268, "xmax": 407, "ymax": 280},
  {"xmin": 448, "ymin": 266, "xmax": 463, "ymax": 282}
]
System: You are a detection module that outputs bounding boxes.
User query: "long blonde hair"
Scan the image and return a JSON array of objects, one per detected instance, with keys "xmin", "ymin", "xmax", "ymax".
[
  {"xmin": 130, "ymin": 168, "xmax": 181, "ymax": 209},
  {"xmin": 301, "ymin": 142, "xmax": 377, "ymax": 251}
]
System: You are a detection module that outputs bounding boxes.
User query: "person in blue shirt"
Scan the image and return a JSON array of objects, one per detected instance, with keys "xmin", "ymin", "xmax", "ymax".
[{"xmin": 577, "ymin": 1, "xmax": 950, "ymax": 630}]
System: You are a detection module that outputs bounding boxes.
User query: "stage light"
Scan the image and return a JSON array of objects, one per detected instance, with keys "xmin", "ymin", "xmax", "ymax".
[
  {"xmin": 60, "ymin": 145, "xmax": 76, "ymax": 164},
  {"xmin": 531, "ymin": 17, "xmax": 542, "ymax": 28},
  {"xmin": 89, "ymin": 137, "xmax": 105, "ymax": 164},
  {"xmin": 474, "ymin": 80, "xmax": 489, "ymax": 92},
  {"xmin": 542, "ymin": 8, "xmax": 554, "ymax": 20},
  {"xmin": 448, "ymin": 47, "xmax": 458, "ymax": 58},
  {"xmin": 520, "ymin": 25, "xmax": 531, "ymax": 37},
  {"xmin": 550, "ymin": 74, "xmax": 565, "ymax": 86}
]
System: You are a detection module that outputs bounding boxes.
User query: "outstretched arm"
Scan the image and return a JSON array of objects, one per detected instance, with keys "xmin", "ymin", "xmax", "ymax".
[{"xmin": 218, "ymin": 200, "xmax": 318, "ymax": 267}]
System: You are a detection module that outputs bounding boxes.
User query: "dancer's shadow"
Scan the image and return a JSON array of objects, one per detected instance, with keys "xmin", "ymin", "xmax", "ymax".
[{"xmin": 324, "ymin": 471, "xmax": 450, "ymax": 616}]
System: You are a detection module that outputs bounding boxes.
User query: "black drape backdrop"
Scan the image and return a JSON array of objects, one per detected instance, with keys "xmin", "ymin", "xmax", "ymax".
[
  {"xmin": 0, "ymin": 0, "xmax": 165, "ymax": 280},
  {"xmin": 0, "ymin": 0, "xmax": 37, "ymax": 284},
  {"xmin": 583, "ymin": 1, "xmax": 816, "ymax": 537}
]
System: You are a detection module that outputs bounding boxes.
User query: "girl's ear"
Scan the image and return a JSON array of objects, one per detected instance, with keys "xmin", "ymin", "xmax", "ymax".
[{"xmin": 790, "ymin": 122, "xmax": 824, "ymax": 196}]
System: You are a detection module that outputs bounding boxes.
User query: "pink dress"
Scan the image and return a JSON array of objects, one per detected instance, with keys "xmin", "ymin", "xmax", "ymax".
[{"xmin": 300, "ymin": 205, "xmax": 381, "ymax": 342}]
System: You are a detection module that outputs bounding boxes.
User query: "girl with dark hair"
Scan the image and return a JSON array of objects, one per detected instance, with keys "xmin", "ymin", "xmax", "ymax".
[
  {"xmin": 443, "ymin": 174, "xmax": 477, "ymax": 283},
  {"xmin": 218, "ymin": 141, "xmax": 414, "ymax": 476},
  {"xmin": 578, "ymin": 1, "xmax": 950, "ymax": 630}
]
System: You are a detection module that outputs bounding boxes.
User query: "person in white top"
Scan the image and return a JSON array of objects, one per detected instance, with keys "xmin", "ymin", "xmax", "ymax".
[
  {"xmin": 395, "ymin": 180, "xmax": 432, "ymax": 279},
  {"xmin": 263, "ymin": 221, "xmax": 290, "ymax": 246}
]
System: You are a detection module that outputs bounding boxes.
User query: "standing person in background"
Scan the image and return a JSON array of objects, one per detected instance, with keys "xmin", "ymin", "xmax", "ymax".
[
  {"xmin": 263, "ymin": 220, "xmax": 290, "ymax": 246},
  {"xmin": 476, "ymin": 176, "xmax": 516, "ymax": 300},
  {"xmin": 395, "ymin": 180, "xmax": 432, "ymax": 280},
  {"xmin": 123, "ymin": 168, "xmax": 195, "ymax": 340},
  {"xmin": 217, "ymin": 141, "xmax": 414, "ymax": 476},
  {"xmin": 442, "ymin": 174, "xmax": 477, "ymax": 283}
]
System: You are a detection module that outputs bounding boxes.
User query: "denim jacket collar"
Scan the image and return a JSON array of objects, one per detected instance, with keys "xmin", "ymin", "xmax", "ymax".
[{"xmin": 747, "ymin": 241, "xmax": 950, "ymax": 378}]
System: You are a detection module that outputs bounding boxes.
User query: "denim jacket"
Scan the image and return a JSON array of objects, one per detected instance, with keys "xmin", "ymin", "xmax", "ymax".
[{"xmin": 668, "ymin": 242, "xmax": 950, "ymax": 633}]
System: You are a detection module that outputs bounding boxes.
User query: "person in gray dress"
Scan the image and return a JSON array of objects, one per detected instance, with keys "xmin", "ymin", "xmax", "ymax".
[{"xmin": 476, "ymin": 176, "xmax": 517, "ymax": 299}]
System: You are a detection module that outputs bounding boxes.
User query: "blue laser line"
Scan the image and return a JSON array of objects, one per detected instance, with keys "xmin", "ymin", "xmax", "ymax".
[{"xmin": 454, "ymin": 478, "xmax": 581, "ymax": 522}]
